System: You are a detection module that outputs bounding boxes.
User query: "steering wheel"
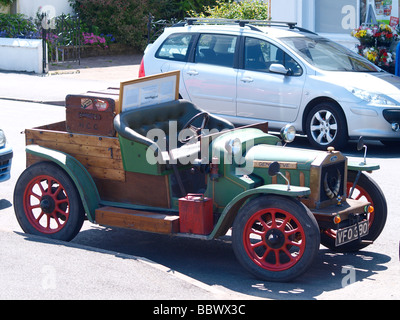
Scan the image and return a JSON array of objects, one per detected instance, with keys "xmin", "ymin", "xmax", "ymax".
[{"xmin": 179, "ymin": 111, "xmax": 210, "ymax": 143}]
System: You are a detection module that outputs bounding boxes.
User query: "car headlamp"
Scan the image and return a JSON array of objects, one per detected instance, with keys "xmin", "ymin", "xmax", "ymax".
[
  {"xmin": 280, "ymin": 124, "xmax": 296, "ymax": 144},
  {"xmin": 0, "ymin": 129, "xmax": 6, "ymax": 148},
  {"xmin": 348, "ymin": 88, "xmax": 397, "ymax": 106}
]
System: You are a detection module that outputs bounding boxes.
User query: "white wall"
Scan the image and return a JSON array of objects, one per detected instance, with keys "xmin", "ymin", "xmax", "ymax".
[
  {"xmin": 271, "ymin": 0, "xmax": 302, "ymax": 25},
  {"xmin": 270, "ymin": 0, "xmax": 359, "ymax": 50},
  {"xmin": 0, "ymin": 38, "xmax": 45, "ymax": 74},
  {"xmin": 0, "ymin": 1, "xmax": 71, "ymax": 74},
  {"xmin": 17, "ymin": 0, "xmax": 73, "ymax": 18}
]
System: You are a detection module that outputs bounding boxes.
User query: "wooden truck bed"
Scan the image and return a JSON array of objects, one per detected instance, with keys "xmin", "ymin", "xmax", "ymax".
[{"xmin": 25, "ymin": 121, "xmax": 172, "ymax": 209}]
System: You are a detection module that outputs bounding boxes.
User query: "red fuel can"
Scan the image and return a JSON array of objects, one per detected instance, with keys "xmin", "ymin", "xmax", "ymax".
[{"xmin": 179, "ymin": 194, "xmax": 213, "ymax": 235}]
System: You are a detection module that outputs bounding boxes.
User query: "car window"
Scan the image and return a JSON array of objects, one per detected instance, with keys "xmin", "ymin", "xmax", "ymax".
[
  {"xmin": 194, "ymin": 34, "xmax": 237, "ymax": 67},
  {"xmin": 155, "ymin": 33, "xmax": 193, "ymax": 61},
  {"xmin": 244, "ymin": 37, "xmax": 302, "ymax": 76},
  {"xmin": 280, "ymin": 35, "xmax": 379, "ymax": 72}
]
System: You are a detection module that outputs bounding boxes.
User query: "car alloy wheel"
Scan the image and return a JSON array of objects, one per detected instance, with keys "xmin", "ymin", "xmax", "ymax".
[{"xmin": 306, "ymin": 102, "xmax": 348, "ymax": 150}]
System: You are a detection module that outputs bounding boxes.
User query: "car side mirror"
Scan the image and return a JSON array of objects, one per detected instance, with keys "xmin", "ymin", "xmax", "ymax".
[
  {"xmin": 269, "ymin": 63, "xmax": 289, "ymax": 75},
  {"xmin": 357, "ymin": 136, "xmax": 365, "ymax": 151},
  {"xmin": 268, "ymin": 161, "xmax": 280, "ymax": 177},
  {"xmin": 268, "ymin": 161, "xmax": 291, "ymax": 191}
]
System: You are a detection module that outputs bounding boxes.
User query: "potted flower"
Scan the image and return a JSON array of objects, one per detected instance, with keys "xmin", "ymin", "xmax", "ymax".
[
  {"xmin": 362, "ymin": 46, "xmax": 379, "ymax": 63},
  {"xmin": 351, "ymin": 25, "xmax": 375, "ymax": 47},
  {"xmin": 375, "ymin": 24, "xmax": 397, "ymax": 46},
  {"xmin": 377, "ymin": 47, "xmax": 395, "ymax": 73}
]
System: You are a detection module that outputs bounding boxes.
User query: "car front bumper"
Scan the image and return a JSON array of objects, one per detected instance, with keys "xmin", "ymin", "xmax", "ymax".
[
  {"xmin": 346, "ymin": 104, "xmax": 400, "ymax": 140},
  {"xmin": 0, "ymin": 145, "xmax": 13, "ymax": 182}
]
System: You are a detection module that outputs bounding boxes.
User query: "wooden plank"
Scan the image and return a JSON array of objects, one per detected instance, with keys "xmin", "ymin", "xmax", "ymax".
[
  {"xmin": 25, "ymin": 139, "xmax": 122, "ymax": 160},
  {"xmin": 73, "ymin": 154, "xmax": 123, "ymax": 170},
  {"xmin": 24, "ymin": 122, "xmax": 170, "ymax": 207},
  {"xmin": 26, "ymin": 153, "xmax": 125, "ymax": 182},
  {"xmin": 25, "ymin": 126, "xmax": 125, "ymax": 182},
  {"xmin": 85, "ymin": 166, "xmax": 125, "ymax": 181},
  {"xmin": 95, "ymin": 206, "xmax": 180, "ymax": 234},
  {"xmin": 26, "ymin": 128, "xmax": 120, "ymax": 149},
  {"xmin": 94, "ymin": 172, "xmax": 171, "ymax": 208}
]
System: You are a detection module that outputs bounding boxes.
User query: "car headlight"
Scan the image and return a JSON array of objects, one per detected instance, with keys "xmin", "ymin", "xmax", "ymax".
[
  {"xmin": 280, "ymin": 124, "xmax": 296, "ymax": 144},
  {"xmin": 348, "ymin": 88, "xmax": 397, "ymax": 106},
  {"xmin": 0, "ymin": 129, "xmax": 6, "ymax": 148}
]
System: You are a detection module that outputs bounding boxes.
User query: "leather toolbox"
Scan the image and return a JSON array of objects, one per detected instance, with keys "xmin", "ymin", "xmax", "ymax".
[{"xmin": 65, "ymin": 88, "xmax": 120, "ymax": 136}]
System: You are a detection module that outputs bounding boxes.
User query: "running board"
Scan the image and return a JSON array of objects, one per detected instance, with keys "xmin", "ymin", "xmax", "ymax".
[{"xmin": 95, "ymin": 206, "xmax": 180, "ymax": 234}]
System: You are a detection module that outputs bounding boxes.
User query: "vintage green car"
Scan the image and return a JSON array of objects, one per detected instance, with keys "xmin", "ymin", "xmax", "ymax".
[{"xmin": 13, "ymin": 87, "xmax": 387, "ymax": 282}]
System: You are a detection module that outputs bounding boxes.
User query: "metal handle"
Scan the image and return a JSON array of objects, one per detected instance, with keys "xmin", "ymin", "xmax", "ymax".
[
  {"xmin": 240, "ymin": 77, "xmax": 254, "ymax": 83},
  {"xmin": 186, "ymin": 70, "xmax": 199, "ymax": 76}
]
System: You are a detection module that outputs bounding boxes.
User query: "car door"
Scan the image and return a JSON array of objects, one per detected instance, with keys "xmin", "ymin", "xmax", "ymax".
[
  {"xmin": 236, "ymin": 37, "xmax": 306, "ymax": 124},
  {"xmin": 182, "ymin": 33, "xmax": 238, "ymax": 116},
  {"xmin": 153, "ymin": 33, "xmax": 194, "ymax": 98}
]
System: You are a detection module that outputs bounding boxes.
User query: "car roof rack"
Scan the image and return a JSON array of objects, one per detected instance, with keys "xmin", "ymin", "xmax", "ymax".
[
  {"xmin": 184, "ymin": 18, "xmax": 316, "ymax": 34},
  {"xmin": 185, "ymin": 17, "xmax": 296, "ymax": 28}
]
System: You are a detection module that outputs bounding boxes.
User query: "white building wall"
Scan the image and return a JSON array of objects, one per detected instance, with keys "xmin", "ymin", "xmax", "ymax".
[
  {"xmin": 0, "ymin": 38, "xmax": 45, "ymax": 74},
  {"xmin": 270, "ymin": 0, "xmax": 359, "ymax": 50},
  {"xmin": 17, "ymin": 0, "xmax": 73, "ymax": 18}
]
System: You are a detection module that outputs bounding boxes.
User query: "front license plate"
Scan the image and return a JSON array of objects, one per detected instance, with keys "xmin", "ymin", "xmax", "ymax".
[{"xmin": 335, "ymin": 220, "xmax": 369, "ymax": 246}]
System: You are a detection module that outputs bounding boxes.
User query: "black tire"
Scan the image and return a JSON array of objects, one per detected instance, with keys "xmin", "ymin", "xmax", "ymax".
[
  {"xmin": 321, "ymin": 171, "xmax": 387, "ymax": 252},
  {"xmin": 305, "ymin": 102, "xmax": 348, "ymax": 150},
  {"xmin": 14, "ymin": 161, "xmax": 85, "ymax": 241},
  {"xmin": 232, "ymin": 195, "xmax": 320, "ymax": 282}
]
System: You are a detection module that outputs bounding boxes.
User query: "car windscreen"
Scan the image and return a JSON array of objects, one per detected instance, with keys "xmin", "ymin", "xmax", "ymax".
[{"xmin": 280, "ymin": 35, "xmax": 380, "ymax": 72}]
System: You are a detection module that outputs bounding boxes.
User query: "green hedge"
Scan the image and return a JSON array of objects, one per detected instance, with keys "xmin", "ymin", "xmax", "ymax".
[
  {"xmin": 0, "ymin": 13, "xmax": 38, "ymax": 38},
  {"xmin": 190, "ymin": 0, "xmax": 270, "ymax": 20},
  {"xmin": 69, "ymin": 1, "xmax": 268, "ymax": 50},
  {"xmin": 69, "ymin": 0, "xmax": 220, "ymax": 50},
  {"xmin": 69, "ymin": 0, "xmax": 153, "ymax": 50},
  {"xmin": 0, "ymin": 0, "xmax": 14, "ymax": 7}
]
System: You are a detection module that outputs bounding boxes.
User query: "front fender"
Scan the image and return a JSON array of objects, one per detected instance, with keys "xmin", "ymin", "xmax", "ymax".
[
  {"xmin": 209, "ymin": 184, "xmax": 310, "ymax": 239},
  {"xmin": 347, "ymin": 161, "xmax": 380, "ymax": 172},
  {"xmin": 26, "ymin": 145, "xmax": 100, "ymax": 222}
]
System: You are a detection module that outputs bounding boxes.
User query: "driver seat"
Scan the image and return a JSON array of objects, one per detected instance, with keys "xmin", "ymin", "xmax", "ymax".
[{"xmin": 114, "ymin": 99, "xmax": 234, "ymax": 175}]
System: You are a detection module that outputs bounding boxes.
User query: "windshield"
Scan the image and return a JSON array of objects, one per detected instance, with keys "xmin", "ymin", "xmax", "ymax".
[{"xmin": 280, "ymin": 35, "xmax": 380, "ymax": 72}]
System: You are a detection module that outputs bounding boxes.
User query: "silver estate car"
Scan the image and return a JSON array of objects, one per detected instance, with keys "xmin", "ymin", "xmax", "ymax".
[{"xmin": 140, "ymin": 19, "xmax": 400, "ymax": 150}]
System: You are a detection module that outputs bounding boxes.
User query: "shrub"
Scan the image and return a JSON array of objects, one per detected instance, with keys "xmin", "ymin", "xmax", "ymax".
[
  {"xmin": 69, "ymin": 0, "xmax": 160, "ymax": 50},
  {"xmin": 0, "ymin": 0, "xmax": 14, "ymax": 7},
  {"xmin": 190, "ymin": 0, "xmax": 270, "ymax": 20},
  {"xmin": 69, "ymin": 0, "xmax": 221, "ymax": 50},
  {"xmin": 160, "ymin": 0, "xmax": 219, "ymax": 20},
  {"xmin": 0, "ymin": 13, "xmax": 39, "ymax": 38}
]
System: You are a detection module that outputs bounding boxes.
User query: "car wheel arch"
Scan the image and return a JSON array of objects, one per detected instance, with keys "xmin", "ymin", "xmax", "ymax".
[
  {"xmin": 302, "ymin": 97, "xmax": 348, "ymax": 133},
  {"xmin": 302, "ymin": 97, "xmax": 349, "ymax": 149}
]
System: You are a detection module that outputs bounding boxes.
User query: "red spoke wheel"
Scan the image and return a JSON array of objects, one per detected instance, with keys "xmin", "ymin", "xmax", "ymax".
[
  {"xmin": 23, "ymin": 175, "xmax": 69, "ymax": 234},
  {"xmin": 14, "ymin": 162, "xmax": 84, "ymax": 241},
  {"xmin": 320, "ymin": 171, "xmax": 387, "ymax": 252},
  {"xmin": 233, "ymin": 195, "xmax": 320, "ymax": 282}
]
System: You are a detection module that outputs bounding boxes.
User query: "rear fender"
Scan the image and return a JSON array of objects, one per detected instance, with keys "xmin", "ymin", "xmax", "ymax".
[
  {"xmin": 210, "ymin": 184, "xmax": 310, "ymax": 238},
  {"xmin": 26, "ymin": 145, "xmax": 100, "ymax": 222}
]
